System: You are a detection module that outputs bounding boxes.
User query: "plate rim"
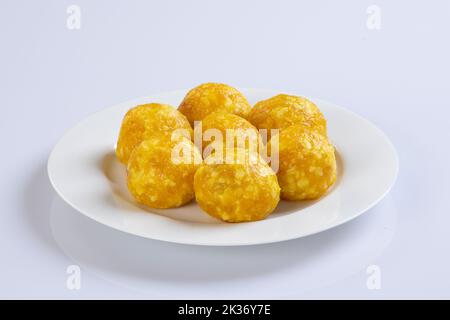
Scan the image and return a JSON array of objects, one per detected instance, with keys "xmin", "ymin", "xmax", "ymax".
[{"xmin": 47, "ymin": 89, "xmax": 399, "ymax": 246}]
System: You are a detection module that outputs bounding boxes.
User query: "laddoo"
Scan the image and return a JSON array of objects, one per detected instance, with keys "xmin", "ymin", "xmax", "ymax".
[
  {"xmin": 127, "ymin": 135, "xmax": 201, "ymax": 209},
  {"xmin": 249, "ymin": 94, "xmax": 327, "ymax": 140},
  {"xmin": 194, "ymin": 148, "xmax": 280, "ymax": 222},
  {"xmin": 178, "ymin": 83, "xmax": 252, "ymax": 126},
  {"xmin": 269, "ymin": 125, "xmax": 336, "ymax": 200},
  {"xmin": 116, "ymin": 103, "xmax": 193, "ymax": 164},
  {"xmin": 200, "ymin": 111, "xmax": 260, "ymax": 156}
]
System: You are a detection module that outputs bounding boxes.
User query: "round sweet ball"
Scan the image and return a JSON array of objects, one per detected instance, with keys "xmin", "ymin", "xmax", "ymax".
[
  {"xmin": 194, "ymin": 148, "xmax": 280, "ymax": 222},
  {"xmin": 116, "ymin": 103, "xmax": 193, "ymax": 164},
  {"xmin": 201, "ymin": 111, "xmax": 260, "ymax": 154},
  {"xmin": 127, "ymin": 135, "xmax": 202, "ymax": 209},
  {"xmin": 249, "ymin": 94, "xmax": 327, "ymax": 140},
  {"xmin": 178, "ymin": 83, "xmax": 252, "ymax": 126},
  {"xmin": 269, "ymin": 125, "xmax": 336, "ymax": 200}
]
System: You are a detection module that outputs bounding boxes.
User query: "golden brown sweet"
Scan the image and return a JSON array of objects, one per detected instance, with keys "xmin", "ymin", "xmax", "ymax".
[
  {"xmin": 127, "ymin": 135, "xmax": 201, "ymax": 209},
  {"xmin": 178, "ymin": 83, "xmax": 251, "ymax": 126},
  {"xmin": 194, "ymin": 148, "xmax": 280, "ymax": 222},
  {"xmin": 269, "ymin": 125, "xmax": 336, "ymax": 200},
  {"xmin": 200, "ymin": 111, "xmax": 260, "ymax": 155},
  {"xmin": 116, "ymin": 103, "xmax": 193, "ymax": 164},
  {"xmin": 249, "ymin": 94, "xmax": 327, "ymax": 140}
]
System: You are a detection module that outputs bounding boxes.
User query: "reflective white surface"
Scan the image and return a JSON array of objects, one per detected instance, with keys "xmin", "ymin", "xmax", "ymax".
[
  {"xmin": 50, "ymin": 193, "xmax": 397, "ymax": 298},
  {"xmin": 1, "ymin": 0, "xmax": 450, "ymax": 298}
]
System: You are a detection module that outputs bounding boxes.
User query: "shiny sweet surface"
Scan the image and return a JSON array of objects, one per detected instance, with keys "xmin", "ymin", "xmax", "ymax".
[
  {"xmin": 200, "ymin": 111, "xmax": 260, "ymax": 154},
  {"xmin": 116, "ymin": 103, "xmax": 193, "ymax": 164},
  {"xmin": 178, "ymin": 83, "xmax": 251, "ymax": 126},
  {"xmin": 249, "ymin": 94, "xmax": 327, "ymax": 140},
  {"xmin": 270, "ymin": 125, "xmax": 336, "ymax": 200},
  {"xmin": 127, "ymin": 135, "xmax": 201, "ymax": 209},
  {"xmin": 194, "ymin": 148, "xmax": 280, "ymax": 222}
]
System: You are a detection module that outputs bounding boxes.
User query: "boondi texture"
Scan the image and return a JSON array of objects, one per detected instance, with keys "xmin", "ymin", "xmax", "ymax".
[
  {"xmin": 201, "ymin": 111, "xmax": 260, "ymax": 155},
  {"xmin": 249, "ymin": 94, "xmax": 327, "ymax": 140},
  {"xmin": 269, "ymin": 125, "xmax": 336, "ymax": 200},
  {"xmin": 127, "ymin": 135, "xmax": 201, "ymax": 209},
  {"xmin": 116, "ymin": 103, "xmax": 193, "ymax": 164},
  {"xmin": 194, "ymin": 148, "xmax": 280, "ymax": 222},
  {"xmin": 178, "ymin": 83, "xmax": 251, "ymax": 126}
]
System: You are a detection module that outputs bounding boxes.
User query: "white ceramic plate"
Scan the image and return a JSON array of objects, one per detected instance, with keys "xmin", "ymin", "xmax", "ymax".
[{"xmin": 48, "ymin": 89, "xmax": 398, "ymax": 246}]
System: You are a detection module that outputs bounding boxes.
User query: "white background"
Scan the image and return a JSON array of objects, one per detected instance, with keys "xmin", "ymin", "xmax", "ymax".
[{"xmin": 0, "ymin": 0, "xmax": 449, "ymax": 299}]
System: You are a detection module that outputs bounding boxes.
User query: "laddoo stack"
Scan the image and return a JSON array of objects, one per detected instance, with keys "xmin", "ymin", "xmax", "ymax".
[{"xmin": 115, "ymin": 82, "xmax": 337, "ymax": 223}]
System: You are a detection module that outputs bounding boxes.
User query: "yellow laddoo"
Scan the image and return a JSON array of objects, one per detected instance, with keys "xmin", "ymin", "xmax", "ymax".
[
  {"xmin": 127, "ymin": 135, "xmax": 201, "ymax": 209},
  {"xmin": 269, "ymin": 125, "xmax": 336, "ymax": 200},
  {"xmin": 116, "ymin": 103, "xmax": 193, "ymax": 164},
  {"xmin": 200, "ymin": 111, "xmax": 260, "ymax": 155},
  {"xmin": 178, "ymin": 83, "xmax": 252, "ymax": 126},
  {"xmin": 249, "ymin": 94, "xmax": 327, "ymax": 140},
  {"xmin": 194, "ymin": 148, "xmax": 280, "ymax": 222}
]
